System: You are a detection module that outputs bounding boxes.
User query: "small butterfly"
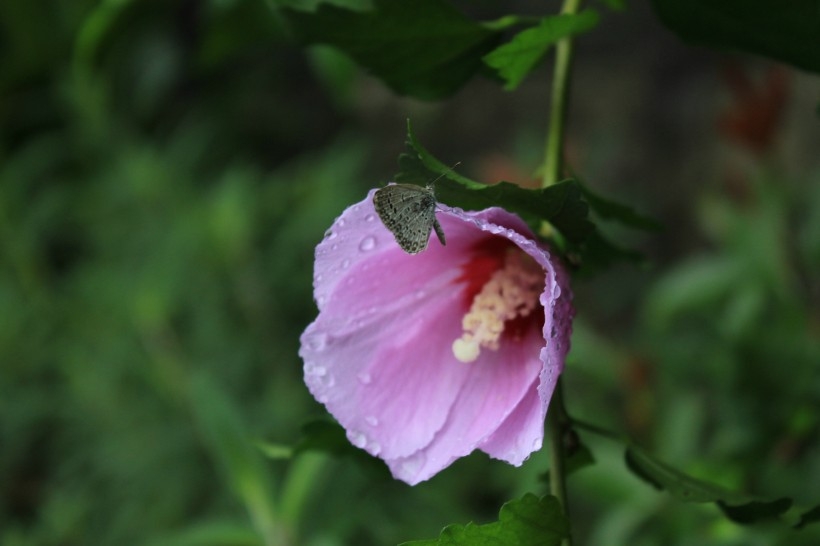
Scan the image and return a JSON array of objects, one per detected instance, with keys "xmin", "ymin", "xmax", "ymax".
[{"xmin": 373, "ymin": 183, "xmax": 446, "ymax": 254}]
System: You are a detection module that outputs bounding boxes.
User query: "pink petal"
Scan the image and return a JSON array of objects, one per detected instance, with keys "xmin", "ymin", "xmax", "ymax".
[{"xmin": 386, "ymin": 321, "xmax": 543, "ymax": 484}]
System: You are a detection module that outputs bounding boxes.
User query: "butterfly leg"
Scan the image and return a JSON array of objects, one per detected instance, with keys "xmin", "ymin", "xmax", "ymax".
[{"xmin": 433, "ymin": 217, "xmax": 446, "ymax": 247}]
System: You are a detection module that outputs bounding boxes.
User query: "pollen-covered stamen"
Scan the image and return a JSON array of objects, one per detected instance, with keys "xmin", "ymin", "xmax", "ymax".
[{"xmin": 452, "ymin": 249, "xmax": 543, "ymax": 363}]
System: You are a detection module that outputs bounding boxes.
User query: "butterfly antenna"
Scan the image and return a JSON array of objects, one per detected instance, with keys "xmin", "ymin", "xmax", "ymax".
[{"xmin": 427, "ymin": 161, "xmax": 462, "ymax": 192}]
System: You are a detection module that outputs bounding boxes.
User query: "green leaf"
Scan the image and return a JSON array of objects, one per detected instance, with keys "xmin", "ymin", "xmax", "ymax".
[
  {"xmin": 625, "ymin": 445, "xmax": 793, "ymax": 524},
  {"xmin": 396, "ymin": 121, "xmax": 593, "ymax": 244},
  {"xmin": 483, "ymin": 10, "xmax": 599, "ymax": 90},
  {"xmin": 796, "ymin": 504, "xmax": 820, "ymax": 528},
  {"xmin": 294, "ymin": 419, "xmax": 358, "ymax": 456},
  {"xmin": 579, "ymin": 185, "xmax": 661, "ymax": 232},
  {"xmin": 573, "ymin": 229, "xmax": 645, "ymax": 276},
  {"xmin": 400, "ymin": 494, "xmax": 569, "ymax": 546},
  {"xmin": 292, "ymin": 419, "xmax": 391, "ymax": 476},
  {"xmin": 279, "ymin": 0, "xmax": 500, "ymax": 99},
  {"xmin": 650, "ymin": 0, "xmax": 820, "ymax": 73},
  {"xmin": 541, "ymin": 439, "xmax": 596, "ymax": 484}
]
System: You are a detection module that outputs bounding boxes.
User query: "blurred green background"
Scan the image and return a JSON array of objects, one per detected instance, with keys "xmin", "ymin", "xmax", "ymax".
[{"xmin": 1, "ymin": 1, "xmax": 819, "ymax": 545}]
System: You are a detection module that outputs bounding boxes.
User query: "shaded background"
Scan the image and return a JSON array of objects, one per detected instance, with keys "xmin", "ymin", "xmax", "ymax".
[{"xmin": 1, "ymin": 0, "xmax": 819, "ymax": 545}]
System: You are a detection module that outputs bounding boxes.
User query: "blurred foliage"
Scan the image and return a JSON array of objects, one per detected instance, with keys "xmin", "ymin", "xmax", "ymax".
[
  {"xmin": 1, "ymin": 0, "xmax": 819, "ymax": 545},
  {"xmin": 650, "ymin": 0, "xmax": 820, "ymax": 73}
]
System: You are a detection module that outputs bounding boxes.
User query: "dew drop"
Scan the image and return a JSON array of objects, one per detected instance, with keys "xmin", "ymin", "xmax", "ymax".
[
  {"xmin": 337, "ymin": 218, "xmax": 346, "ymax": 228},
  {"xmin": 552, "ymin": 284, "xmax": 562, "ymax": 298},
  {"xmin": 365, "ymin": 415, "xmax": 379, "ymax": 426},
  {"xmin": 341, "ymin": 258, "xmax": 351, "ymax": 269},
  {"xmin": 304, "ymin": 332, "xmax": 330, "ymax": 352},
  {"xmin": 365, "ymin": 214, "xmax": 376, "ymax": 222},
  {"xmin": 359, "ymin": 236, "xmax": 376, "ymax": 252},
  {"xmin": 305, "ymin": 363, "xmax": 327, "ymax": 377},
  {"xmin": 318, "ymin": 373, "xmax": 335, "ymax": 388},
  {"xmin": 349, "ymin": 430, "xmax": 367, "ymax": 448},
  {"xmin": 324, "ymin": 228, "xmax": 337, "ymax": 240},
  {"xmin": 369, "ymin": 442, "xmax": 382, "ymax": 455},
  {"xmin": 357, "ymin": 371, "xmax": 372, "ymax": 385},
  {"xmin": 331, "ymin": 244, "xmax": 339, "ymax": 251},
  {"xmin": 400, "ymin": 452, "xmax": 426, "ymax": 477}
]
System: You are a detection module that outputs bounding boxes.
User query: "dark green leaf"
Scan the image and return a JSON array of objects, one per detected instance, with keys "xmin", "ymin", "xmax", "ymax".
[
  {"xmin": 718, "ymin": 499, "xmax": 794, "ymax": 525},
  {"xmin": 400, "ymin": 494, "xmax": 569, "ymax": 546},
  {"xmin": 796, "ymin": 504, "xmax": 820, "ymax": 528},
  {"xmin": 396, "ymin": 122, "xmax": 593, "ymax": 244},
  {"xmin": 564, "ymin": 441, "xmax": 596, "ymax": 475},
  {"xmin": 579, "ymin": 185, "xmax": 662, "ymax": 232},
  {"xmin": 573, "ymin": 228, "xmax": 646, "ymax": 277},
  {"xmin": 626, "ymin": 445, "xmax": 793, "ymax": 523},
  {"xmin": 294, "ymin": 419, "xmax": 391, "ymax": 476},
  {"xmin": 294, "ymin": 419, "xmax": 357, "ymax": 456},
  {"xmin": 483, "ymin": 10, "xmax": 599, "ymax": 90},
  {"xmin": 541, "ymin": 440, "xmax": 596, "ymax": 485},
  {"xmin": 280, "ymin": 0, "xmax": 501, "ymax": 99},
  {"xmin": 650, "ymin": 0, "xmax": 820, "ymax": 73}
]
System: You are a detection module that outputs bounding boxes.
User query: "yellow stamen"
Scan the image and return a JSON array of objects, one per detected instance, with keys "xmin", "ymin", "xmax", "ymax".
[{"xmin": 452, "ymin": 250, "xmax": 542, "ymax": 363}]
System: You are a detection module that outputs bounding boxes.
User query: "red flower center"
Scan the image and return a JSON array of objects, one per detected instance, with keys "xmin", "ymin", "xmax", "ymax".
[{"xmin": 452, "ymin": 238, "xmax": 544, "ymax": 363}]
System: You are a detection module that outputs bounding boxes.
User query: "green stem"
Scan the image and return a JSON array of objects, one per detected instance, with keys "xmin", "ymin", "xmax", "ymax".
[
  {"xmin": 543, "ymin": 1, "xmax": 583, "ymax": 544},
  {"xmin": 542, "ymin": 0, "xmax": 583, "ymax": 188},
  {"xmin": 547, "ymin": 379, "xmax": 572, "ymax": 545}
]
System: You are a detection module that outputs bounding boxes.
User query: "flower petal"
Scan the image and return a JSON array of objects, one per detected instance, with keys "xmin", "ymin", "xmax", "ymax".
[
  {"xmin": 301, "ymin": 192, "xmax": 574, "ymax": 485},
  {"xmin": 385, "ymin": 322, "xmax": 543, "ymax": 484}
]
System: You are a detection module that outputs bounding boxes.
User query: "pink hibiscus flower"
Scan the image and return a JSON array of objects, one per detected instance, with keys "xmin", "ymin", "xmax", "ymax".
[{"xmin": 299, "ymin": 188, "xmax": 574, "ymax": 485}]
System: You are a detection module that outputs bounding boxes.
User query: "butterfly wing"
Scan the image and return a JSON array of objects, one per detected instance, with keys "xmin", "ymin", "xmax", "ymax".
[{"xmin": 373, "ymin": 184, "xmax": 440, "ymax": 254}]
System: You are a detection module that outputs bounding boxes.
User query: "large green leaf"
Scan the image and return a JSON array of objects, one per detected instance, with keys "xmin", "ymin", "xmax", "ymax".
[
  {"xmin": 650, "ymin": 0, "xmax": 820, "ymax": 73},
  {"xmin": 395, "ymin": 121, "xmax": 593, "ymax": 244},
  {"xmin": 279, "ymin": 0, "xmax": 501, "ymax": 99},
  {"xmin": 483, "ymin": 10, "xmax": 599, "ymax": 90},
  {"xmin": 401, "ymin": 494, "xmax": 569, "ymax": 546},
  {"xmin": 625, "ymin": 443, "xmax": 817, "ymax": 527}
]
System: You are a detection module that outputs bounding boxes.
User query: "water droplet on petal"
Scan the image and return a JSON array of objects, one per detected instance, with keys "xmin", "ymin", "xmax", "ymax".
[
  {"xmin": 369, "ymin": 442, "xmax": 382, "ymax": 455},
  {"xmin": 331, "ymin": 244, "xmax": 339, "ymax": 251},
  {"xmin": 337, "ymin": 218, "xmax": 346, "ymax": 228},
  {"xmin": 324, "ymin": 228, "xmax": 337, "ymax": 240},
  {"xmin": 359, "ymin": 236, "xmax": 376, "ymax": 251},
  {"xmin": 357, "ymin": 372, "xmax": 372, "ymax": 385},
  {"xmin": 552, "ymin": 284, "xmax": 562, "ymax": 298},
  {"xmin": 365, "ymin": 415, "xmax": 379, "ymax": 426},
  {"xmin": 305, "ymin": 363, "xmax": 327, "ymax": 377},
  {"xmin": 349, "ymin": 430, "xmax": 367, "ymax": 448},
  {"xmin": 304, "ymin": 332, "xmax": 330, "ymax": 351},
  {"xmin": 400, "ymin": 452, "xmax": 426, "ymax": 478},
  {"xmin": 341, "ymin": 258, "xmax": 351, "ymax": 269},
  {"xmin": 365, "ymin": 214, "xmax": 376, "ymax": 222}
]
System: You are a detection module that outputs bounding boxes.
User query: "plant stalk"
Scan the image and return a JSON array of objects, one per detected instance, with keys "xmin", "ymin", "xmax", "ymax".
[
  {"xmin": 543, "ymin": 1, "xmax": 583, "ymax": 544},
  {"xmin": 542, "ymin": 0, "xmax": 583, "ymax": 188}
]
